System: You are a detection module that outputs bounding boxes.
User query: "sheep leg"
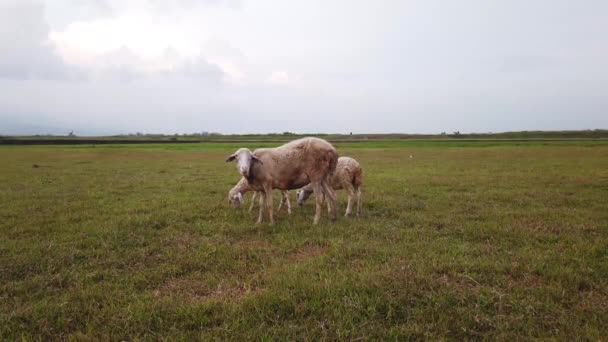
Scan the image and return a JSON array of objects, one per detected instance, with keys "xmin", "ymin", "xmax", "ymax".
[
  {"xmin": 284, "ymin": 191, "xmax": 292, "ymax": 215},
  {"xmin": 265, "ymin": 186, "xmax": 275, "ymax": 225},
  {"xmin": 277, "ymin": 191, "xmax": 284, "ymax": 212},
  {"xmin": 344, "ymin": 183, "xmax": 356, "ymax": 217},
  {"xmin": 318, "ymin": 190, "xmax": 329, "ymax": 215},
  {"xmin": 322, "ymin": 181, "xmax": 338, "ymax": 221},
  {"xmin": 312, "ymin": 182, "xmax": 324, "ymax": 225},
  {"xmin": 314, "ymin": 189, "xmax": 330, "ymax": 215},
  {"xmin": 249, "ymin": 192, "xmax": 258, "ymax": 212},
  {"xmin": 356, "ymin": 187, "xmax": 362, "ymax": 216},
  {"xmin": 256, "ymin": 191, "xmax": 265, "ymax": 224}
]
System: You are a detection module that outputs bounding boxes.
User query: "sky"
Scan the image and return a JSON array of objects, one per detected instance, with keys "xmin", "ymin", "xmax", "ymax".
[{"xmin": 0, "ymin": 0, "xmax": 607, "ymax": 135}]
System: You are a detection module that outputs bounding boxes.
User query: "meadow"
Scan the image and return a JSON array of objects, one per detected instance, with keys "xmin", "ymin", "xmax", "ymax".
[{"xmin": 1, "ymin": 141, "xmax": 607, "ymax": 339}]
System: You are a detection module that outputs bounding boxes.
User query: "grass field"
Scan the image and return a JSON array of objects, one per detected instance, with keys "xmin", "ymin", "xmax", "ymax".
[{"xmin": 1, "ymin": 141, "xmax": 608, "ymax": 339}]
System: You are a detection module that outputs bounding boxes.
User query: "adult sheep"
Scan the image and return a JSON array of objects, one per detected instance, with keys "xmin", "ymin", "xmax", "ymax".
[
  {"xmin": 226, "ymin": 137, "xmax": 338, "ymax": 225},
  {"xmin": 296, "ymin": 156, "xmax": 362, "ymax": 217}
]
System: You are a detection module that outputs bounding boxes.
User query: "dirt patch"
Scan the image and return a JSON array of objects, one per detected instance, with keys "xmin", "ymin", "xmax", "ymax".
[
  {"xmin": 514, "ymin": 218, "xmax": 568, "ymax": 234},
  {"xmin": 288, "ymin": 241, "xmax": 331, "ymax": 263},
  {"xmin": 576, "ymin": 289, "xmax": 608, "ymax": 312},
  {"xmin": 154, "ymin": 277, "xmax": 261, "ymax": 303},
  {"xmin": 437, "ymin": 272, "xmax": 483, "ymax": 293},
  {"xmin": 165, "ymin": 231, "xmax": 201, "ymax": 251}
]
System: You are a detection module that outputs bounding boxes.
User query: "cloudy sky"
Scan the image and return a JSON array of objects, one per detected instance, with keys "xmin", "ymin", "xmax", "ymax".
[{"xmin": 0, "ymin": 0, "xmax": 607, "ymax": 135}]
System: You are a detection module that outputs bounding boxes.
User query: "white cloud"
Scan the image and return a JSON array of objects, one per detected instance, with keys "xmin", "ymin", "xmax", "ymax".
[
  {"xmin": 144, "ymin": 0, "xmax": 243, "ymax": 11},
  {"xmin": 81, "ymin": 45, "xmax": 224, "ymax": 82},
  {"xmin": 1, "ymin": 0, "xmax": 607, "ymax": 134},
  {"xmin": 171, "ymin": 57, "xmax": 224, "ymax": 81},
  {"xmin": 44, "ymin": 0, "xmax": 114, "ymax": 29},
  {"xmin": 0, "ymin": 1, "xmax": 79, "ymax": 80},
  {"xmin": 48, "ymin": 6, "xmax": 241, "ymax": 82},
  {"xmin": 50, "ymin": 15, "xmax": 197, "ymax": 60},
  {"xmin": 269, "ymin": 70, "xmax": 289, "ymax": 84}
]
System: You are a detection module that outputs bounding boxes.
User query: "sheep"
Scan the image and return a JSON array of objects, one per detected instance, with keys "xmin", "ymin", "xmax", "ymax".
[
  {"xmin": 226, "ymin": 137, "xmax": 338, "ymax": 225},
  {"xmin": 228, "ymin": 177, "xmax": 292, "ymax": 214},
  {"xmin": 296, "ymin": 156, "xmax": 362, "ymax": 217}
]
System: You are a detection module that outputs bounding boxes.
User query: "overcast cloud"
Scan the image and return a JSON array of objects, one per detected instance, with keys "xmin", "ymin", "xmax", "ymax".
[{"xmin": 0, "ymin": 0, "xmax": 607, "ymax": 135}]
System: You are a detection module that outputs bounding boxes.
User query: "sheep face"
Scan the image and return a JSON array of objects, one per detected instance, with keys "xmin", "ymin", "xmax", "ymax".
[
  {"xmin": 296, "ymin": 189, "xmax": 313, "ymax": 206},
  {"xmin": 228, "ymin": 190, "xmax": 244, "ymax": 208},
  {"xmin": 225, "ymin": 148, "xmax": 262, "ymax": 180}
]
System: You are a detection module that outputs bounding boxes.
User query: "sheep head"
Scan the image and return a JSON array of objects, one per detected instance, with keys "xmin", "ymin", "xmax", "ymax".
[
  {"xmin": 296, "ymin": 188, "xmax": 313, "ymax": 206},
  {"xmin": 225, "ymin": 148, "xmax": 263, "ymax": 181},
  {"xmin": 227, "ymin": 188, "xmax": 244, "ymax": 208}
]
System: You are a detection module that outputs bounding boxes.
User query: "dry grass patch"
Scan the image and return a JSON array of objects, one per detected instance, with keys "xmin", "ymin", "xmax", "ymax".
[
  {"xmin": 170, "ymin": 231, "xmax": 202, "ymax": 251},
  {"xmin": 154, "ymin": 276, "xmax": 263, "ymax": 304},
  {"xmin": 288, "ymin": 241, "xmax": 331, "ymax": 263}
]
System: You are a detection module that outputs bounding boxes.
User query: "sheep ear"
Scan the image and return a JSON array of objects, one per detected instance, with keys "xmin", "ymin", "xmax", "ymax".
[
  {"xmin": 225, "ymin": 154, "xmax": 237, "ymax": 162},
  {"xmin": 252, "ymin": 155, "xmax": 263, "ymax": 165}
]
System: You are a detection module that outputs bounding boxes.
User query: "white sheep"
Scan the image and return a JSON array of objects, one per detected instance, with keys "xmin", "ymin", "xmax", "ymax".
[
  {"xmin": 226, "ymin": 137, "xmax": 338, "ymax": 225},
  {"xmin": 296, "ymin": 156, "xmax": 362, "ymax": 216},
  {"xmin": 228, "ymin": 177, "xmax": 292, "ymax": 214}
]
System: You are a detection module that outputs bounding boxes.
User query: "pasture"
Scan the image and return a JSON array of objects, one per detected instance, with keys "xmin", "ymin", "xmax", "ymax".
[{"xmin": 1, "ymin": 141, "xmax": 607, "ymax": 339}]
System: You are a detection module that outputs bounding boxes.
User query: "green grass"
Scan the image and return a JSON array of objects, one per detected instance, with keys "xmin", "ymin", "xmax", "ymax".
[
  {"xmin": 3, "ymin": 139, "xmax": 607, "ymax": 151},
  {"xmin": 1, "ymin": 141, "xmax": 607, "ymax": 339}
]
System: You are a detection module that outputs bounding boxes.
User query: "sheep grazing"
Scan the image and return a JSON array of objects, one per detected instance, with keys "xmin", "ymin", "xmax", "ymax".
[
  {"xmin": 296, "ymin": 156, "xmax": 363, "ymax": 217},
  {"xmin": 228, "ymin": 177, "xmax": 291, "ymax": 214},
  {"xmin": 226, "ymin": 137, "xmax": 338, "ymax": 225}
]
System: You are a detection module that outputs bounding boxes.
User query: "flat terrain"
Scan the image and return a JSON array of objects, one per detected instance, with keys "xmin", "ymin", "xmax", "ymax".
[
  {"xmin": 3, "ymin": 129, "xmax": 608, "ymax": 144},
  {"xmin": 1, "ymin": 141, "xmax": 607, "ymax": 339}
]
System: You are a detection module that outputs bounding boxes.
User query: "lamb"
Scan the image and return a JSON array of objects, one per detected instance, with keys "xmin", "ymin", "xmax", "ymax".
[
  {"xmin": 228, "ymin": 177, "xmax": 292, "ymax": 214},
  {"xmin": 296, "ymin": 156, "xmax": 362, "ymax": 217},
  {"xmin": 226, "ymin": 137, "xmax": 338, "ymax": 225}
]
